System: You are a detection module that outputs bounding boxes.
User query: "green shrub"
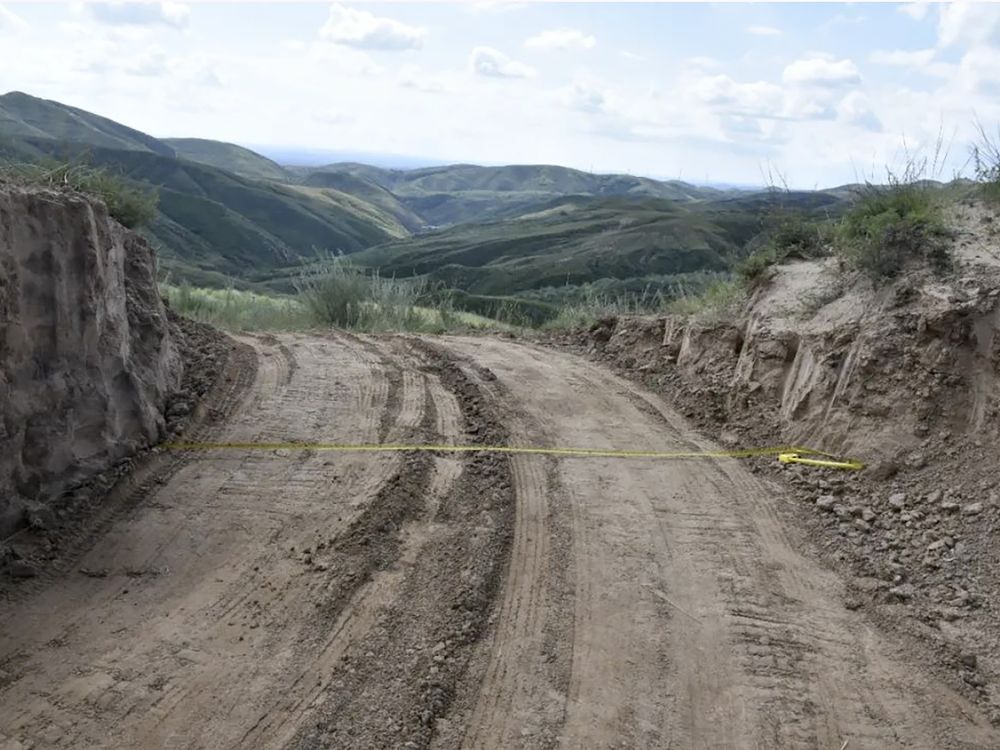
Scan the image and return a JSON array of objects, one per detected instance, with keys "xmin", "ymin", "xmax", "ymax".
[
  {"xmin": 972, "ymin": 120, "xmax": 1000, "ymax": 205},
  {"xmin": 296, "ymin": 258, "xmax": 371, "ymax": 328},
  {"xmin": 295, "ymin": 257, "xmax": 469, "ymax": 333},
  {"xmin": 768, "ymin": 212, "xmax": 831, "ymax": 259},
  {"xmin": 837, "ymin": 184, "xmax": 951, "ymax": 280},
  {"xmin": 736, "ymin": 247, "xmax": 778, "ymax": 286},
  {"xmin": 0, "ymin": 160, "xmax": 158, "ymax": 228}
]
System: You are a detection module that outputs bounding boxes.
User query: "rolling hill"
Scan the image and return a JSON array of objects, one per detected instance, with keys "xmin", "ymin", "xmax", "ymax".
[
  {"xmin": 163, "ymin": 137, "xmax": 289, "ymax": 181},
  {"xmin": 299, "ymin": 170, "xmax": 426, "ymax": 232},
  {"xmin": 298, "ymin": 162, "xmax": 729, "ymax": 226},
  {"xmin": 0, "ymin": 91, "xmax": 174, "ymax": 156},
  {"xmin": 0, "ymin": 92, "xmax": 417, "ymax": 281},
  {"xmin": 0, "ymin": 90, "xmax": 851, "ymax": 303},
  {"xmin": 343, "ymin": 196, "xmax": 764, "ymax": 297}
]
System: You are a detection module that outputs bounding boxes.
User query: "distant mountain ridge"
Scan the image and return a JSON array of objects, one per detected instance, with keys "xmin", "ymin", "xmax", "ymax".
[
  {"xmin": 0, "ymin": 92, "xmax": 410, "ymax": 283},
  {"xmin": 0, "ymin": 90, "xmax": 852, "ymax": 299}
]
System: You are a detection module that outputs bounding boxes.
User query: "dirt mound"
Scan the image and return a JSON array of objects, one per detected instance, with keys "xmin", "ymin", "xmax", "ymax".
[
  {"xmin": 553, "ymin": 224, "xmax": 1000, "ymax": 717},
  {"xmin": 0, "ymin": 184, "xmax": 180, "ymax": 539}
]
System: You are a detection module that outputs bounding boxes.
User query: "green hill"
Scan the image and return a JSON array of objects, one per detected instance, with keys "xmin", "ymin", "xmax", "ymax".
[
  {"xmin": 0, "ymin": 91, "xmax": 174, "ymax": 156},
  {"xmin": 300, "ymin": 170, "xmax": 426, "ymax": 232},
  {"xmin": 0, "ymin": 93, "xmax": 417, "ymax": 281},
  {"xmin": 299, "ymin": 163, "xmax": 728, "ymax": 226},
  {"xmin": 343, "ymin": 196, "xmax": 763, "ymax": 296},
  {"xmin": 162, "ymin": 137, "xmax": 289, "ymax": 181},
  {"xmin": 0, "ymin": 90, "xmax": 851, "ymax": 303},
  {"xmin": 2, "ymin": 135, "xmax": 403, "ymax": 278}
]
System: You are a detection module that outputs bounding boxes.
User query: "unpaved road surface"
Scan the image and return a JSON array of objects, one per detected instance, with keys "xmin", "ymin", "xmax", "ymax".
[{"xmin": 1, "ymin": 332, "xmax": 997, "ymax": 749}]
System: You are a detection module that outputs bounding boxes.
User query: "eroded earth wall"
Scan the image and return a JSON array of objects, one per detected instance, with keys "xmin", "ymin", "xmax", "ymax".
[{"xmin": 0, "ymin": 184, "xmax": 180, "ymax": 537}]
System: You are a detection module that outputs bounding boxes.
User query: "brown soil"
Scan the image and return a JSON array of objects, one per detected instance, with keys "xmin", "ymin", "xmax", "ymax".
[
  {"xmin": 2, "ymin": 331, "xmax": 998, "ymax": 748},
  {"xmin": 0, "ymin": 184, "xmax": 182, "ymax": 539}
]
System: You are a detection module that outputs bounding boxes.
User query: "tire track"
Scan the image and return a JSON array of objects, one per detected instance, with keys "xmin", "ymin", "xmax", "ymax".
[
  {"xmin": 0, "ymin": 333, "xmax": 412, "ymax": 750},
  {"xmin": 439, "ymin": 336, "xmax": 1000, "ymax": 750},
  {"xmin": 288, "ymin": 340, "xmax": 517, "ymax": 750}
]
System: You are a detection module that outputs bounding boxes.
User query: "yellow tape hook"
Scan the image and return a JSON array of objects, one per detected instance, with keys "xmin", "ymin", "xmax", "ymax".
[{"xmin": 778, "ymin": 452, "xmax": 865, "ymax": 471}]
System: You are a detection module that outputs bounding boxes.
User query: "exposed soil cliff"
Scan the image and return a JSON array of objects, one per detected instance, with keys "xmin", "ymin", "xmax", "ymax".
[{"xmin": 0, "ymin": 183, "xmax": 181, "ymax": 538}]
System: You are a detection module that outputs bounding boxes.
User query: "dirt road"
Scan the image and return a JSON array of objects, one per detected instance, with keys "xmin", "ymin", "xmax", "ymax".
[{"xmin": 1, "ymin": 332, "xmax": 997, "ymax": 749}]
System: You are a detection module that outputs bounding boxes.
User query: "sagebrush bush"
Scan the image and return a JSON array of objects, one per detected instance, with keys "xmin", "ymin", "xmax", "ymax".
[
  {"xmin": 295, "ymin": 257, "xmax": 463, "ymax": 333},
  {"xmin": 837, "ymin": 184, "xmax": 951, "ymax": 280},
  {"xmin": 296, "ymin": 259, "xmax": 371, "ymax": 328},
  {"xmin": 0, "ymin": 161, "xmax": 158, "ymax": 228},
  {"xmin": 735, "ymin": 249, "xmax": 777, "ymax": 286}
]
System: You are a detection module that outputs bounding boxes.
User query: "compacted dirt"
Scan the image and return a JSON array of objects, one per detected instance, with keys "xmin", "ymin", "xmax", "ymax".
[{"xmin": 2, "ymin": 332, "xmax": 998, "ymax": 749}]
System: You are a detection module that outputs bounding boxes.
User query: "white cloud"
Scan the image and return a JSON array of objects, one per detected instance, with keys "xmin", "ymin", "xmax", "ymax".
[
  {"xmin": 0, "ymin": 4, "xmax": 27, "ymax": 30},
  {"xmin": 467, "ymin": 1, "xmax": 526, "ymax": 13},
  {"xmin": 898, "ymin": 2, "xmax": 930, "ymax": 21},
  {"xmin": 747, "ymin": 25, "xmax": 782, "ymax": 37},
  {"xmin": 869, "ymin": 48, "xmax": 936, "ymax": 67},
  {"xmin": 524, "ymin": 28, "xmax": 596, "ymax": 51},
  {"xmin": 938, "ymin": 2, "xmax": 1000, "ymax": 47},
  {"xmin": 86, "ymin": 2, "xmax": 190, "ymax": 29},
  {"xmin": 320, "ymin": 3, "xmax": 425, "ymax": 51},
  {"xmin": 782, "ymin": 56, "xmax": 861, "ymax": 87},
  {"xmin": 559, "ymin": 80, "xmax": 607, "ymax": 113},
  {"xmin": 313, "ymin": 107, "xmax": 354, "ymax": 126},
  {"xmin": 123, "ymin": 48, "xmax": 170, "ymax": 77},
  {"xmin": 685, "ymin": 56, "xmax": 722, "ymax": 70},
  {"xmin": 956, "ymin": 45, "xmax": 1000, "ymax": 96},
  {"xmin": 469, "ymin": 47, "xmax": 535, "ymax": 78},
  {"xmin": 837, "ymin": 91, "xmax": 882, "ymax": 131},
  {"xmin": 684, "ymin": 73, "xmax": 784, "ymax": 117},
  {"xmin": 396, "ymin": 63, "xmax": 460, "ymax": 94}
]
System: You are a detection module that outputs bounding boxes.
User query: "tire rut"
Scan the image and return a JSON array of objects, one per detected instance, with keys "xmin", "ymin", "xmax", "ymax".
[{"xmin": 288, "ymin": 339, "xmax": 517, "ymax": 750}]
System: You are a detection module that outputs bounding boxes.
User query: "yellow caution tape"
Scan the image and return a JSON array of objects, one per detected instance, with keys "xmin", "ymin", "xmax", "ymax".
[
  {"xmin": 163, "ymin": 441, "xmax": 864, "ymax": 470},
  {"xmin": 778, "ymin": 452, "xmax": 865, "ymax": 471}
]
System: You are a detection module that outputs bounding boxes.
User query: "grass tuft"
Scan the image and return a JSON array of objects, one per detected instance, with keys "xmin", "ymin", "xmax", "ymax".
[
  {"xmin": 835, "ymin": 134, "xmax": 954, "ymax": 281},
  {"xmin": 664, "ymin": 279, "xmax": 744, "ymax": 319},
  {"xmin": 1, "ymin": 159, "xmax": 158, "ymax": 228},
  {"xmin": 541, "ymin": 287, "xmax": 665, "ymax": 330},
  {"xmin": 162, "ymin": 283, "xmax": 312, "ymax": 331},
  {"xmin": 972, "ymin": 120, "xmax": 1000, "ymax": 205}
]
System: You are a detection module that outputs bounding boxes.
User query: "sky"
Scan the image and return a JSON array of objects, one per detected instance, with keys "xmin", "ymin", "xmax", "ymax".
[{"xmin": 1, "ymin": 1, "xmax": 1000, "ymax": 187}]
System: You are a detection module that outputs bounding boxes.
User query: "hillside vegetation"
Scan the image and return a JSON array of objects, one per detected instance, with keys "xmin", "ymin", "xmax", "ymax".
[
  {"xmin": 301, "ymin": 162, "xmax": 730, "ymax": 226},
  {"xmin": 163, "ymin": 137, "xmax": 289, "ymax": 181},
  {"xmin": 0, "ymin": 91, "xmax": 174, "ymax": 156},
  {"xmin": 344, "ymin": 196, "xmax": 774, "ymax": 297},
  {"xmin": 0, "ymin": 89, "xmax": 873, "ymax": 319}
]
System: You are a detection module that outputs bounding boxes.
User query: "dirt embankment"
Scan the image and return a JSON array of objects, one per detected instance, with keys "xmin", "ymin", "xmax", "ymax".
[
  {"xmin": 552, "ymin": 219, "xmax": 1000, "ymax": 718},
  {"xmin": 0, "ymin": 184, "xmax": 181, "ymax": 541}
]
